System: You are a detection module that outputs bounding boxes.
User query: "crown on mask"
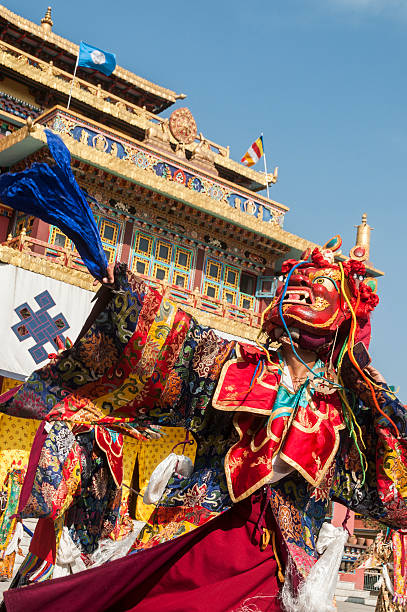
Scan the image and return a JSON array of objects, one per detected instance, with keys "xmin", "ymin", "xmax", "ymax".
[{"xmin": 280, "ymin": 234, "xmax": 379, "ymax": 321}]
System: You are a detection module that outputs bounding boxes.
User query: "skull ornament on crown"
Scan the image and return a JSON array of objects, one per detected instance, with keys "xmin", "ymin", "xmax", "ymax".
[{"xmin": 262, "ymin": 235, "xmax": 380, "ymax": 356}]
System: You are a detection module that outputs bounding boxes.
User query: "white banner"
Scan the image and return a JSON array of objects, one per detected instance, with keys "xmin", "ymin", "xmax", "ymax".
[{"xmin": 0, "ymin": 263, "xmax": 94, "ymax": 379}]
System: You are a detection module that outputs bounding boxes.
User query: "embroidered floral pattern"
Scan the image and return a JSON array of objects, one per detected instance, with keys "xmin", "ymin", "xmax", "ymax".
[{"xmin": 77, "ymin": 332, "xmax": 119, "ymax": 377}]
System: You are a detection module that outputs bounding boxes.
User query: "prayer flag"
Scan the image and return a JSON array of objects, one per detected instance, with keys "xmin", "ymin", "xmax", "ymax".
[
  {"xmin": 77, "ymin": 41, "xmax": 116, "ymax": 76},
  {"xmin": 241, "ymin": 135, "xmax": 264, "ymax": 167}
]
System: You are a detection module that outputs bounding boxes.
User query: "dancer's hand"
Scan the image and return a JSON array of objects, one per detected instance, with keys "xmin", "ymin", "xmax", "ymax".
[
  {"xmin": 365, "ymin": 365, "xmax": 386, "ymax": 385},
  {"xmin": 93, "ymin": 264, "xmax": 115, "ymax": 287},
  {"xmin": 102, "ymin": 264, "xmax": 115, "ymax": 285}
]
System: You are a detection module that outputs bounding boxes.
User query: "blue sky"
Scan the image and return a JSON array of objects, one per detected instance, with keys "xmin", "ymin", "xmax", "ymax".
[{"xmin": 9, "ymin": 0, "xmax": 407, "ymax": 399}]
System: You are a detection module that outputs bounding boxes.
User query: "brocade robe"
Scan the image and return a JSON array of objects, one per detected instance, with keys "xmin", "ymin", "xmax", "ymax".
[{"xmin": 1, "ymin": 265, "xmax": 406, "ymax": 593}]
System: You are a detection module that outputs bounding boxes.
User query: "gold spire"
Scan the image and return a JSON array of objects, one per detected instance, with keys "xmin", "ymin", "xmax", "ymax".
[
  {"xmin": 355, "ymin": 213, "xmax": 373, "ymax": 262},
  {"xmin": 41, "ymin": 7, "xmax": 53, "ymax": 33}
]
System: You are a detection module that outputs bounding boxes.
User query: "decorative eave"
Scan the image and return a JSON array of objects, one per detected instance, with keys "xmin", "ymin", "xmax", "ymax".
[
  {"xmin": 0, "ymin": 37, "xmax": 274, "ymax": 191},
  {"xmin": 0, "ymin": 4, "xmax": 179, "ymax": 106},
  {"xmin": 0, "ymin": 123, "xmax": 312, "ymax": 257},
  {"xmin": 0, "ymin": 243, "xmax": 95, "ymax": 290},
  {"xmin": 37, "ymin": 106, "xmax": 285, "ymax": 212}
]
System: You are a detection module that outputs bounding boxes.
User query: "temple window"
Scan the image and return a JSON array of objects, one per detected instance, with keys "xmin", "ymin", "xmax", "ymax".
[
  {"xmin": 240, "ymin": 272, "xmax": 256, "ymax": 296},
  {"xmin": 50, "ymin": 227, "xmax": 69, "ymax": 248},
  {"xmin": 15, "ymin": 214, "xmax": 34, "ymax": 236},
  {"xmin": 48, "ymin": 214, "xmax": 122, "ymax": 265},
  {"xmin": 94, "ymin": 216, "xmax": 121, "ymax": 263},
  {"xmin": 204, "ymin": 282, "xmax": 219, "ymax": 299},
  {"xmin": 132, "ymin": 229, "xmax": 194, "ymax": 288},
  {"xmin": 173, "ymin": 272, "xmax": 188, "ymax": 288},
  {"xmin": 156, "ymin": 240, "xmax": 171, "ymax": 263},
  {"xmin": 100, "ymin": 219, "xmax": 118, "ymax": 245},
  {"xmin": 256, "ymin": 276, "xmax": 278, "ymax": 299},
  {"xmin": 203, "ymin": 256, "xmax": 258, "ymax": 311}
]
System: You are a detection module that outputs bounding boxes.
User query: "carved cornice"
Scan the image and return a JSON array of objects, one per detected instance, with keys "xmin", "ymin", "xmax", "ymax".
[
  {"xmin": 36, "ymin": 107, "xmax": 284, "ymax": 216},
  {"xmin": 0, "ymin": 124, "xmax": 32, "ymax": 152},
  {"xmin": 0, "ymin": 41, "xmax": 157, "ymax": 129},
  {"xmin": 0, "ymin": 244, "xmax": 96, "ymax": 291},
  {"xmin": 21, "ymin": 124, "xmax": 314, "ymax": 253},
  {"xmin": 77, "ymin": 178, "xmax": 282, "ymax": 263},
  {"xmin": 0, "ymin": 5, "xmax": 178, "ymax": 104},
  {"xmin": 0, "ymin": 33, "xmax": 275, "ymax": 191}
]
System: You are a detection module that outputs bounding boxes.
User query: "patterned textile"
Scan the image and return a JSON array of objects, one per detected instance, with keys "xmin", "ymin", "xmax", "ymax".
[
  {"xmin": 65, "ymin": 439, "xmax": 122, "ymax": 555},
  {"xmin": 1, "ymin": 266, "xmax": 407, "ymax": 588},
  {"xmin": 332, "ymin": 385, "xmax": 407, "ymax": 529},
  {"xmin": 136, "ymin": 427, "xmax": 197, "ymax": 523},
  {"xmin": 376, "ymin": 582, "xmax": 403, "ymax": 612},
  {"xmin": 20, "ymin": 422, "xmax": 81, "ymax": 521},
  {"xmin": 392, "ymin": 530, "xmax": 407, "ymax": 606},
  {"xmin": 213, "ymin": 348, "xmax": 345, "ymax": 501},
  {"xmin": 0, "ymin": 377, "xmax": 20, "ymax": 395},
  {"xmin": 0, "ymin": 414, "xmax": 39, "ymax": 488},
  {"xmin": 0, "ymin": 468, "xmax": 25, "ymax": 551},
  {"xmin": 109, "ymin": 435, "xmax": 139, "ymax": 540},
  {"xmin": 0, "ymin": 468, "xmax": 25, "ymax": 581},
  {"xmin": 0, "ymin": 550, "xmax": 17, "ymax": 580},
  {"xmin": 18, "ymin": 551, "xmax": 54, "ymax": 583},
  {"xmin": 4, "ymin": 495, "xmax": 284, "ymax": 612},
  {"xmin": 94, "ymin": 427, "xmax": 123, "ymax": 487}
]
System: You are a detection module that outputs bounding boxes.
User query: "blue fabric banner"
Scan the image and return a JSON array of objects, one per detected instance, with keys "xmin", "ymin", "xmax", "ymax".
[
  {"xmin": 0, "ymin": 129, "xmax": 108, "ymax": 280},
  {"xmin": 78, "ymin": 41, "xmax": 116, "ymax": 76}
]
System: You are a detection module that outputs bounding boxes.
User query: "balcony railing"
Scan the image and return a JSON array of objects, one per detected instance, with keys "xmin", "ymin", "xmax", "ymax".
[
  {"xmin": 0, "ymin": 40, "xmax": 242, "ymax": 162},
  {"xmin": 2, "ymin": 229, "xmax": 262, "ymax": 331},
  {"xmin": 35, "ymin": 107, "xmax": 285, "ymax": 226}
]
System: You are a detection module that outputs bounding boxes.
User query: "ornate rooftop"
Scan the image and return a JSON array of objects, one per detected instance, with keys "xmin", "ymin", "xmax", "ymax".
[{"xmin": 0, "ymin": 5, "xmax": 182, "ymax": 113}]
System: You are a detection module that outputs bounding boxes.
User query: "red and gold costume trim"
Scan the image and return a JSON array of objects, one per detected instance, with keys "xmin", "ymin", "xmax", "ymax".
[{"xmin": 213, "ymin": 344, "xmax": 345, "ymax": 502}]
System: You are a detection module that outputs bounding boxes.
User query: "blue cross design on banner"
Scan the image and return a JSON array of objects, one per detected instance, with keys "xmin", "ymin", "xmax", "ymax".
[{"xmin": 11, "ymin": 291, "xmax": 70, "ymax": 364}]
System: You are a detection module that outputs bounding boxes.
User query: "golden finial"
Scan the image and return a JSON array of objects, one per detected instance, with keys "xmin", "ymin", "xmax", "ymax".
[
  {"xmin": 41, "ymin": 7, "xmax": 53, "ymax": 33},
  {"xmin": 354, "ymin": 213, "xmax": 373, "ymax": 262}
]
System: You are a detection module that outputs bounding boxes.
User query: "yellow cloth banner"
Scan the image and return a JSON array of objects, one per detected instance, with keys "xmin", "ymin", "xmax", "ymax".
[
  {"xmin": 0, "ymin": 414, "xmax": 39, "ymax": 487},
  {"xmin": 136, "ymin": 428, "xmax": 196, "ymax": 522}
]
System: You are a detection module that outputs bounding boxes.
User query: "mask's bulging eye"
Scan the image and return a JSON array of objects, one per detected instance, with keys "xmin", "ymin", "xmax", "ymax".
[{"xmin": 312, "ymin": 276, "xmax": 338, "ymax": 291}]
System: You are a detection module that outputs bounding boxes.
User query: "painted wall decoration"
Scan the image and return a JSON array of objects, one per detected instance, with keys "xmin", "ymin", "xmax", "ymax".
[
  {"xmin": 0, "ymin": 265, "xmax": 94, "ymax": 378},
  {"xmin": 11, "ymin": 291, "xmax": 69, "ymax": 364},
  {"xmin": 44, "ymin": 110, "xmax": 286, "ymax": 228}
]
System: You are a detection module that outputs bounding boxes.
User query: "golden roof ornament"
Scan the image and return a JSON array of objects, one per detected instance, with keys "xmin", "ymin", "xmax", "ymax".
[
  {"xmin": 169, "ymin": 108, "xmax": 197, "ymax": 145},
  {"xmin": 353, "ymin": 213, "xmax": 373, "ymax": 262},
  {"xmin": 41, "ymin": 7, "xmax": 53, "ymax": 33}
]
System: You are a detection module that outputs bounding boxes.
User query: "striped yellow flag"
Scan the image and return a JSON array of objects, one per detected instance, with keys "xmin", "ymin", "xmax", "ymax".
[{"xmin": 241, "ymin": 135, "xmax": 264, "ymax": 167}]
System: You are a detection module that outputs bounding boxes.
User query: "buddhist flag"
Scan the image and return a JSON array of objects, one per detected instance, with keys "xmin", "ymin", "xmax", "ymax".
[
  {"xmin": 241, "ymin": 135, "xmax": 264, "ymax": 167},
  {"xmin": 78, "ymin": 41, "xmax": 116, "ymax": 76}
]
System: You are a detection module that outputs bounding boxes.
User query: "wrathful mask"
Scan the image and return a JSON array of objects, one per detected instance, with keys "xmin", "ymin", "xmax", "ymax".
[{"xmin": 262, "ymin": 240, "xmax": 379, "ymax": 353}]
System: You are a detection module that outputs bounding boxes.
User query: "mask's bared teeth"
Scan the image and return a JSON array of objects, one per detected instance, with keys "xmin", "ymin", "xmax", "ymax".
[{"xmin": 283, "ymin": 287, "xmax": 314, "ymax": 305}]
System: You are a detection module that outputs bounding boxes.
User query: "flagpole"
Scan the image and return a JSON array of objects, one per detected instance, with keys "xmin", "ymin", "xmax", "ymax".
[
  {"xmin": 261, "ymin": 133, "xmax": 270, "ymax": 199},
  {"xmin": 67, "ymin": 53, "xmax": 79, "ymax": 111}
]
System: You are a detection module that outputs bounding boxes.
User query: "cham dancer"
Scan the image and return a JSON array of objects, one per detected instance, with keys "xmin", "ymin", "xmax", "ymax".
[{"xmin": 0, "ymin": 132, "xmax": 405, "ymax": 612}]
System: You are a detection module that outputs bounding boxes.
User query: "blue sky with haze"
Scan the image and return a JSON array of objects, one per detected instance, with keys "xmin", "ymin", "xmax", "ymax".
[{"xmin": 8, "ymin": 0, "xmax": 407, "ymax": 399}]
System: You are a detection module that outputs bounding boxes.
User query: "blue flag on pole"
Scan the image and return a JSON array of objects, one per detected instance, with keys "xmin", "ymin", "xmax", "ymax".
[{"xmin": 78, "ymin": 41, "xmax": 116, "ymax": 76}]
